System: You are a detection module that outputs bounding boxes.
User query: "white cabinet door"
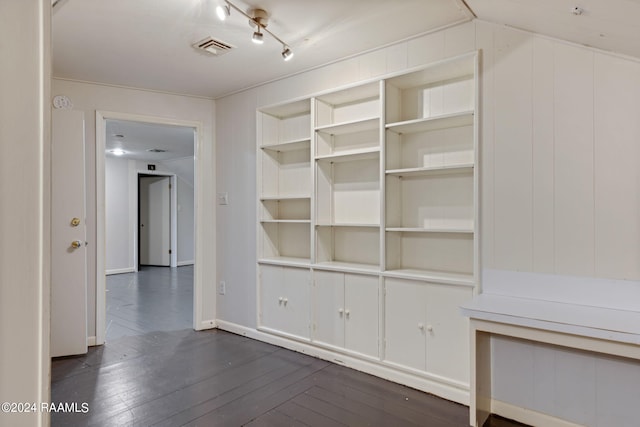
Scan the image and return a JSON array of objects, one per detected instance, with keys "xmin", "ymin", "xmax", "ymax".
[
  {"xmin": 260, "ymin": 265, "xmax": 310, "ymax": 339},
  {"xmin": 259, "ymin": 264, "xmax": 285, "ymax": 332},
  {"xmin": 385, "ymin": 277, "xmax": 471, "ymax": 382},
  {"xmin": 344, "ymin": 274, "xmax": 378, "ymax": 357},
  {"xmin": 313, "ymin": 270, "xmax": 345, "ymax": 347},
  {"xmin": 384, "ymin": 278, "xmax": 426, "ymax": 371},
  {"xmin": 282, "ymin": 266, "xmax": 311, "ymax": 338},
  {"xmin": 425, "ymin": 284, "xmax": 471, "ymax": 383}
]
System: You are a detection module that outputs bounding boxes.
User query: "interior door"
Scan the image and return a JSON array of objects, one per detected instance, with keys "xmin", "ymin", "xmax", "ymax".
[
  {"xmin": 139, "ymin": 175, "xmax": 171, "ymax": 266},
  {"xmin": 51, "ymin": 109, "xmax": 88, "ymax": 357}
]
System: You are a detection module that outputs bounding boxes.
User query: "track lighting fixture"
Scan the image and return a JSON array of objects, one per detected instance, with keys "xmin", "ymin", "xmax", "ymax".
[{"xmin": 216, "ymin": 0, "xmax": 293, "ymax": 61}]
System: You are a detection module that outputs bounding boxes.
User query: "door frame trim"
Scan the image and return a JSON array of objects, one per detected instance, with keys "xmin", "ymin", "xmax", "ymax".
[{"xmin": 96, "ymin": 111, "xmax": 204, "ymax": 345}]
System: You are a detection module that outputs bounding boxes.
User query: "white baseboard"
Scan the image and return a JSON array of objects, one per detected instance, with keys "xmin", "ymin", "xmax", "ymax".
[
  {"xmin": 177, "ymin": 260, "xmax": 195, "ymax": 267},
  {"xmin": 492, "ymin": 400, "xmax": 582, "ymax": 427},
  {"xmin": 106, "ymin": 267, "xmax": 135, "ymax": 275},
  {"xmin": 87, "ymin": 336, "xmax": 97, "ymax": 347},
  {"xmin": 215, "ymin": 319, "xmax": 470, "ymax": 406},
  {"xmin": 197, "ymin": 319, "xmax": 217, "ymax": 330}
]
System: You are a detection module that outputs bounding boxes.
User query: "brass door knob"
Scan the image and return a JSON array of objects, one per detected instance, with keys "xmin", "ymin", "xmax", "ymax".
[{"xmin": 71, "ymin": 240, "xmax": 83, "ymax": 249}]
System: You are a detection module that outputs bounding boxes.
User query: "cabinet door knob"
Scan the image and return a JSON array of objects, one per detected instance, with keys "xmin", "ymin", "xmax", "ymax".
[
  {"xmin": 345, "ymin": 310, "xmax": 350, "ymax": 318},
  {"xmin": 283, "ymin": 298, "xmax": 288, "ymax": 305},
  {"xmin": 338, "ymin": 308, "xmax": 344, "ymax": 315},
  {"xmin": 418, "ymin": 322, "xmax": 425, "ymax": 330},
  {"xmin": 426, "ymin": 324, "xmax": 433, "ymax": 332},
  {"xmin": 278, "ymin": 297, "xmax": 283, "ymax": 304}
]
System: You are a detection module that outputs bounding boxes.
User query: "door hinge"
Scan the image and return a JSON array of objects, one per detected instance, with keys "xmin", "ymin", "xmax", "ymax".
[
  {"xmin": 169, "ymin": 249, "xmax": 172, "ymax": 254},
  {"xmin": 169, "ymin": 183, "xmax": 172, "ymax": 189}
]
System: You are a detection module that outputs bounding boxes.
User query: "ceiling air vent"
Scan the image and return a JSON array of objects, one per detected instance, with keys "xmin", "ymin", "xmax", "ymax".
[
  {"xmin": 193, "ymin": 37, "xmax": 234, "ymax": 56},
  {"xmin": 147, "ymin": 148, "xmax": 167, "ymax": 153}
]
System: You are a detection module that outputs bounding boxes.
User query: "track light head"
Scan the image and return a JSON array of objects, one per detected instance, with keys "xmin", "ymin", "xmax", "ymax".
[
  {"xmin": 216, "ymin": 4, "xmax": 230, "ymax": 21},
  {"xmin": 281, "ymin": 46, "xmax": 293, "ymax": 61},
  {"xmin": 252, "ymin": 29, "xmax": 264, "ymax": 44}
]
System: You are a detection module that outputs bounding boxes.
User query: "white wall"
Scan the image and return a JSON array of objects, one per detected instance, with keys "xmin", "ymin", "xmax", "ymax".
[
  {"xmin": 215, "ymin": 20, "xmax": 640, "ymax": 426},
  {"xmin": 105, "ymin": 157, "xmax": 195, "ymax": 272},
  {"xmin": 476, "ymin": 21, "xmax": 640, "ymax": 427},
  {"xmin": 164, "ymin": 157, "xmax": 195, "ymax": 264},
  {"xmin": 52, "ymin": 78, "xmax": 216, "ymax": 336},
  {"xmin": 105, "ymin": 157, "xmax": 131, "ymax": 272},
  {"xmin": 478, "ymin": 22, "xmax": 640, "ymax": 282},
  {"xmin": 0, "ymin": 1, "xmax": 51, "ymax": 426}
]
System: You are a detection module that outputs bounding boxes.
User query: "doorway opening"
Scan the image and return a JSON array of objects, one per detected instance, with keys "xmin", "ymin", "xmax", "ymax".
[
  {"xmin": 138, "ymin": 173, "xmax": 174, "ymax": 269},
  {"xmin": 98, "ymin": 113, "xmax": 202, "ymax": 343}
]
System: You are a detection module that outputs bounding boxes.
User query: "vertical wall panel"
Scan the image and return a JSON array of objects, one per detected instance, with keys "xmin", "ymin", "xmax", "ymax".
[
  {"xmin": 553, "ymin": 44, "xmax": 595, "ymax": 277},
  {"xmin": 594, "ymin": 53, "xmax": 640, "ymax": 280},
  {"xmin": 531, "ymin": 37, "xmax": 556, "ymax": 273},
  {"xmin": 492, "ymin": 27, "xmax": 533, "ymax": 271},
  {"xmin": 595, "ymin": 355, "xmax": 640, "ymax": 426},
  {"xmin": 531, "ymin": 344, "xmax": 557, "ymax": 417},
  {"xmin": 491, "ymin": 337, "xmax": 535, "ymax": 408},
  {"xmin": 444, "ymin": 21, "xmax": 476, "ymax": 58},
  {"xmin": 358, "ymin": 49, "xmax": 387, "ymax": 80},
  {"xmin": 385, "ymin": 43, "xmax": 408, "ymax": 74},
  {"xmin": 407, "ymin": 30, "xmax": 445, "ymax": 68},
  {"xmin": 475, "ymin": 21, "xmax": 495, "ymax": 270},
  {"xmin": 553, "ymin": 348, "xmax": 597, "ymax": 425}
]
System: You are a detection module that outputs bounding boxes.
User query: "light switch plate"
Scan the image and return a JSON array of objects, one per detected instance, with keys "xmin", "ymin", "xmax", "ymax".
[{"xmin": 217, "ymin": 192, "xmax": 228, "ymax": 205}]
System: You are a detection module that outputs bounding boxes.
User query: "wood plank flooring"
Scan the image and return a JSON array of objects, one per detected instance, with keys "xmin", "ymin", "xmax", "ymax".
[
  {"xmin": 105, "ymin": 266, "xmax": 193, "ymax": 340},
  {"xmin": 51, "ymin": 267, "xmax": 526, "ymax": 426}
]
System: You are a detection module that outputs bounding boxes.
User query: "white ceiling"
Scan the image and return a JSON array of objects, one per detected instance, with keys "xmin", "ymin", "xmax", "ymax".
[
  {"xmin": 55, "ymin": 0, "xmax": 640, "ymax": 156},
  {"xmin": 105, "ymin": 120, "xmax": 194, "ymax": 161},
  {"xmin": 52, "ymin": 0, "xmax": 472, "ymax": 99},
  {"xmin": 465, "ymin": 0, "xmax": 640, "ymax": 60}
]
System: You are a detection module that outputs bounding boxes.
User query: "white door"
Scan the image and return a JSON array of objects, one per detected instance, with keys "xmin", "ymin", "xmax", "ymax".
[
  {"xmin": 424, "ymin": 283, "xmax": 471, "ymax": 383},
  {"xmin": 313, "ymin": 270, "xmax": 344, "ymax": 348},
  {"xmin": 282, "ymin": 267, "xmax": 310, "ymax": 339},
  {"xmin": 344, "ymin": 274, "xmax": 378, "ymax": 357},
  {"xmin": 140, "ymin": 175, "xmax": 171, "ymax": 266},
  {"xmin": 384, "ymin": 278, "xmax": 426, "ymax": 371},
  {"xmin": 51, "ymin": 109, "xmax": 88, "ymax": 357},
  {"xmin": 259, "ymin": 264, "xmax": 284, "ymax": 331}
]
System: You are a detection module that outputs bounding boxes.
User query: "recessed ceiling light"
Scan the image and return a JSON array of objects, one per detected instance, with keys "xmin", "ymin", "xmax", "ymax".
[
  {"xmin": 110, "ymin": 149, "xmax": 126, "ymax": 156},
  {"xmin": 147, "ymin": 148, "xmax": 167, "ymax": 153},
  {"xmin": 113, "ymin": 134, "xmax": 125, "ymax": 138}
]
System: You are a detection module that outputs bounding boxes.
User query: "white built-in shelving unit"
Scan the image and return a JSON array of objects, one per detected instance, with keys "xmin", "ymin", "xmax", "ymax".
[{"xmin": 256, "ymin": 52, "xmax": 479, "ymax": 404}]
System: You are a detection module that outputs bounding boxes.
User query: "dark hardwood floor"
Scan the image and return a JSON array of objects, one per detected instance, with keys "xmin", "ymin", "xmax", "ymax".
[{"xmin": 51, "ymin": 267, "xmax": 525, "ymax": 427}]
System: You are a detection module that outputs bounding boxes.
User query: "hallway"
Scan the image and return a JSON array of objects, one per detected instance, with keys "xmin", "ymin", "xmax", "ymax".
[{"xmin": 106, "ymin": 266, "xmax": 193, "ymax": 340}]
